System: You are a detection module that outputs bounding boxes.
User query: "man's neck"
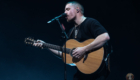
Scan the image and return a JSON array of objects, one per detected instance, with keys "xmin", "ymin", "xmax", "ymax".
[{"xmin": 74, "ymin": 15, "xmax": 86, "ymax": 27}]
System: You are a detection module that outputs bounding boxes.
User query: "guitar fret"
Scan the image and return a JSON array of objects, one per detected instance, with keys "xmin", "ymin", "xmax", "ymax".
[{"xmin": 43, "ymin": 43, "xmax": 71, "ymax": 54}]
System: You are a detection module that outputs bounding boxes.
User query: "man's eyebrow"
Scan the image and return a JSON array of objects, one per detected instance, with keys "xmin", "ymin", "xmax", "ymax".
[
  {"xmin": 65, "ymin": 8, "xmax": 68, "ymax": 11},
  {"xmin": 66, "ymin": 8, "xmax": 70, "ymax": 10}
]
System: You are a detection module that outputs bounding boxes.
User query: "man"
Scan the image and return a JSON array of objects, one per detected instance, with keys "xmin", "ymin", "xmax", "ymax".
[{"xmin": 34, "ymin": 1, "xmax": 110, "ymax": 80}]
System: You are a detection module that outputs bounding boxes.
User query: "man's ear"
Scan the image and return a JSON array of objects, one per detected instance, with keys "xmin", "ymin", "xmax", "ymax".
[
  {"xmin": 76, "ymin": 7, "xmax": 80, "ymax": 13},
  {"xmin": 77, "ymin": 9, "xmax": 79, "ymax": 13}
]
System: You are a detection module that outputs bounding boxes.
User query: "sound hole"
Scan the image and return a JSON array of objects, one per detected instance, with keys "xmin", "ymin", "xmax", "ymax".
[{"xmin": 70, "ymin": 48, "xmax": 76, "ymax": 57}]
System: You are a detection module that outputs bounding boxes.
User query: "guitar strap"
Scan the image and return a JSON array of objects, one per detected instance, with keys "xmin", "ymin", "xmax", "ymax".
[
  {"xmin": 68, "ymin": 27, "xmax": 75, "ymax": 39},
  {"xmin": 104, "ymin": 43, "xmax": 113, "ymax": 72}
]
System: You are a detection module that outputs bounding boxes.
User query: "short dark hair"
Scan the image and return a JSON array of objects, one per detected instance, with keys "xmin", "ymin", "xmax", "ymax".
[{"xmin": 66, "ymin": 1, "xmax": 84, "ymax": 14}]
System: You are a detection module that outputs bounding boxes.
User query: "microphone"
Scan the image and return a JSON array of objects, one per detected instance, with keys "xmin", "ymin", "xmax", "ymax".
[{"xmin": 47, "ymin": 13, "xmax": 67, "ymax": 23}]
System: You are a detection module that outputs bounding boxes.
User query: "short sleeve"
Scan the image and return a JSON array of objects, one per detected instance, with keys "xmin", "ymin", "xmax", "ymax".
[{"xmin": 89, "ymin": 19, "xmax": 107, "ymax": 38}]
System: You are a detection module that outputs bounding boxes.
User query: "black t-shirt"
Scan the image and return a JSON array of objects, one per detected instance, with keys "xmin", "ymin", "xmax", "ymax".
[{"xmin": 68, "ymin": 17, "xmax": 107, "ymax": 42}]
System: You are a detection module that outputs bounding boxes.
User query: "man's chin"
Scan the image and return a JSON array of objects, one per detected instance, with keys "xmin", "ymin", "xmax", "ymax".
[
  {"xmin": 66, "ymin": 19, "xmax": 73, "ymax": 23},
  {"xmin": 67, "ymin": 20, "xmax": 70, "ymax": 22}
]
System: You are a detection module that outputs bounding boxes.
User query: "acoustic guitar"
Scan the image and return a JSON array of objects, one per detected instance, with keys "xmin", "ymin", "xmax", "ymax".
[{"xmin": 24, "ymin": 37, "xmax": 104, "ymax": 74}]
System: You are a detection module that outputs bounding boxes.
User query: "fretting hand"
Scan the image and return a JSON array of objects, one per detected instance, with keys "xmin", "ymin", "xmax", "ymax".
[{"xmin": 33, "ymin": 40, "xmax": 45, "ymax": 49}]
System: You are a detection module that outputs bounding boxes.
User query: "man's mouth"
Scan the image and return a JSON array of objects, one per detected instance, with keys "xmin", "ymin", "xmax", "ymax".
[
  {"xmin": 65, "ymin": 15, "xmax": 68, "ymax": 19},
  {"xmin": 65, "ymin": 16, "xmax": 68, "ymax": 18}
]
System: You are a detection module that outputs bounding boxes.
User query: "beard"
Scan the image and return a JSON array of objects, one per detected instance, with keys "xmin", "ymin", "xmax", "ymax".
[{"xmin": 66, "ymin": 16, "xmax": 76, "ymax": 24}]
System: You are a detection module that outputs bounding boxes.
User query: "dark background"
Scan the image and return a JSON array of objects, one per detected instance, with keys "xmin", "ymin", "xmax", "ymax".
[{"xmin": 0, "ymin": 0, "xmax": 140, "ymax": 80}]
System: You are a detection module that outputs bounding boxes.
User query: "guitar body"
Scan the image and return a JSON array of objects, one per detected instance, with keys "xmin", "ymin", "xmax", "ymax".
[{"xmin": 62, "ymin": 39, "xmax": 104, "ymax": 74}]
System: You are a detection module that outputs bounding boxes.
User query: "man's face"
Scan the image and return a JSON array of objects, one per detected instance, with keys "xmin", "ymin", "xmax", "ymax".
[{"xmin": 64, "ymin": 3, "xmax": 77, "ymax": 22}]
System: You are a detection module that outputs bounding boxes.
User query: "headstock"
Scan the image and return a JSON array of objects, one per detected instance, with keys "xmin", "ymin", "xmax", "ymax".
[{"xmin": 24, "ymin": 37, "xmax": 36, "ymax": 45}]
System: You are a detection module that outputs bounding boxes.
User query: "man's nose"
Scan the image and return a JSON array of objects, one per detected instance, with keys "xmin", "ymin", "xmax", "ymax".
[
  {"xmin": 64, "ymin": 11, "xmax": 67, "ymax": 15},
  {"xmin": 64, "ymin": 12, "xmax": 66, "ymax": 15},
  {"xmin": 64, "ymin": 13, "xmax": 67, "ymax": 17}
]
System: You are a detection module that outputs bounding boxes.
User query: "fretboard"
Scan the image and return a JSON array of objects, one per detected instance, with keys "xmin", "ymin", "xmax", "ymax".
[{"xmin": 43, "ymin": 43, "xmax": 71, "ymax": 53}]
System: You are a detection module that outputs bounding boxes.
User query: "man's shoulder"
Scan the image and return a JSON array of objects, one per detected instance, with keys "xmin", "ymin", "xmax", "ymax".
[
  {"xmin": 86, "ymin": 17, "xmax": 96, "ymax": 21},
  {"xmin": 86, "ymin": 17, "xmax": 98, "ymax": 23}
]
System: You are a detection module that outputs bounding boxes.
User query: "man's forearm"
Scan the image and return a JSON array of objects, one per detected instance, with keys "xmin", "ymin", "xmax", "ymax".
[
  {"xmin": 84, "ymin": 33, "xmax": 110, "ymax": 52},
  {"xmin": 49, "ymin": 49, "xmax": 62, "ymax": 59}
]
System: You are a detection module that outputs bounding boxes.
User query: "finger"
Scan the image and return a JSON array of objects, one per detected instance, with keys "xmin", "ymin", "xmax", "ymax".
[
  {"xmin": 73, "ymin": 54, "xmax": 76, "ymax": 57},
  {"xmin": 33, "ymin": 43, "xmax": 37, "ymax": 46},
  {"xmin": 77, "ymin": 54, "xmax": 80, "ymax": 58},
  {"xmin": 74, "ymin": 54, "xmax": 79, "ymax": 58},
  {"xmin": 73, "ymin": 48, "xmax": 78, "ymax": 52},
  {"xmin": 72, "ymin": 48, "xmax": 78, "ymax": 55},
  {"xmin": 73, "ymin": 52, "xmax": 78, "ymax": 57},
  {"xmin": 35, "ymin": 43, "xmax": 40, "ymax": 46},
  {"xmin": 39, "ymin": 45, "xmax": 42, "ymax": 47},
  {"xmin": 75, "ymin": 54, "xmax": 81, "ymax": 58},
  {"xmin": 37, "ymin": 39, "xmax": 45, "ymax": 43},
  {"xmin": 72, "ymin": 50, "xmax": 77, "ymax": 55},
  {"xmin": 33, "ymin": 43, "xmax": 41, "ymax": 47},
  {"xmin": 37, "ymin": 40, "xmax": 41, "ymax": 42}
]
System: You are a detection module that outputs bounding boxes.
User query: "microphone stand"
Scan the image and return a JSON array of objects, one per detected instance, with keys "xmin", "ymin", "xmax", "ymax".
[{"xmin": 56, "ymin": 18, "xmax": 68, "ymax": 80}]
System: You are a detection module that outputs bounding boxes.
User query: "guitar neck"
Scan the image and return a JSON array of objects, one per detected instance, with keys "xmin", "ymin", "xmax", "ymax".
[{"xmin": 43, "ymin": 43, "xmax": 71, "ymax": 53}]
